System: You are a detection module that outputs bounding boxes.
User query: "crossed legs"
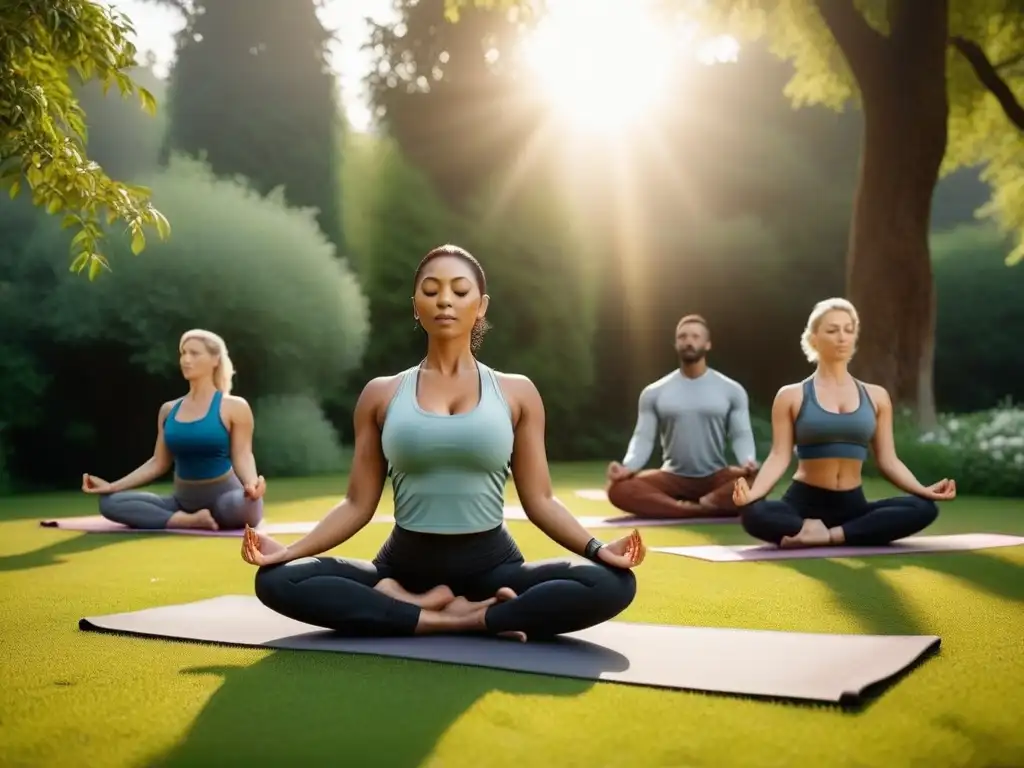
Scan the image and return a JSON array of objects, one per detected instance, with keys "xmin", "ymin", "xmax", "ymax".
[
  {"xmin": 254, "ymin": 554, "xmax": 637, "ymax": 640},
  {"xmin": 741, "ymin": 482, "xmax": 939, "ymax": 547},
  {"xmin": 98, "ymin": 476, "xmax": 262, "ymax": 530},
  {"xmin": 607, "ymin": 466, "xmax": 753, "ymax": 519}
]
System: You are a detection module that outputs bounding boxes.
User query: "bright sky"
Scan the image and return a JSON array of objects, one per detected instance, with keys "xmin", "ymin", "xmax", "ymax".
[
  {"xmin": 111, "ymin": 0, "xmax": 397, "ymax": 131},
  {"xmin": 111, "ymin": 0, "xmax": 739, "ymax": 136}
]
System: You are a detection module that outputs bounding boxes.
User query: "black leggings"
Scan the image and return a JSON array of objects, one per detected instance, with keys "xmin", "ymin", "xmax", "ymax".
[
  {"xmin": 254, "ymin": 524, "xmax": 637, "ymax": 639},
  {"xmin": 741, "ymin": 480, "xmax": 939, "ymax": 546}
]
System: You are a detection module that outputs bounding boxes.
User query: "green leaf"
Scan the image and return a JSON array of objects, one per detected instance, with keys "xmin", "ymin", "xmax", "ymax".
[
  {"xmin": 70, "ymin": 229, "xmax": 91, "ymax": 250},
  {"xmin": 87, "ymin": 254, "xmax": 104, "ymax": 281},
  {"xmin": 153, "ymin": 209, "xmax": 171, "ymax": 240},
  {"xmin": 130, "ymin": 225, "xmax": 146, "ymax": 255},
  {"xmin": 138, "ymin": 86, "xmax": 157, "ymax": 116},
  {"xmin": 8, "ymin": 179, "xmax": 20, "ymax": 199},
  {"xmin": 69, "ymin": 251, "xmax": 89, "ymax": 273}
]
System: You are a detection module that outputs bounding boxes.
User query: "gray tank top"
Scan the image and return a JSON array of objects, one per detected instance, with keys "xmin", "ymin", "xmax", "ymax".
[
  {"xmin": 380, "ymin": 361, "xmax": 514, "ymax": 534},
  {"xmin": 793, "ymin": 377, "xmax": 877, "ymax": 461}
]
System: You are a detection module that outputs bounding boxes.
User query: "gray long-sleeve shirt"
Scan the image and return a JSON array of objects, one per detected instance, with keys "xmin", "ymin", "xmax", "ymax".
[{"xmin": 622, "ymin": 368, "xmax": 757, "ymax": 477}]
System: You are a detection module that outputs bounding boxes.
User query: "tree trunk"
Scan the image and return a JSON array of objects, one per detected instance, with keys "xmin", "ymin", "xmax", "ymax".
[{"xmin": 839, "ymin": 2, "xmax": 950, "ymax": 429}]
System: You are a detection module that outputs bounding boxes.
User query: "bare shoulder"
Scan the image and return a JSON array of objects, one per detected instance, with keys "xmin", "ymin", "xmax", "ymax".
[
  {"xmin": 860, "ymin": 382, "xmax": 891, "ymax": 411},
  {"xmin": 363, "ymin": 373, "xmax": 405, "ymax": 401},
  {"xmin": 493, "ymin": 370, "xmax": 536, "ymax": 392},
  {"xmin": 358, "ymin": 372, "xmax": 411, "ymax": 423},
  {"xmin": 158, "ymin": 398, "xmax": 180, "ymax": 421},
  {"xmin": 772, "ymin": 382, "xmax": 804, "ymax": 417},
  {"xmin": 775, "ymin": 382, "xmax": 803, "ymax": 404},
  {"xmin": 222, "ymin": 394, "xmax": 252, "ymax": 413},
  {"xmin": 493, "ymin": 370, "xmax": 540, "ymax": 403}
]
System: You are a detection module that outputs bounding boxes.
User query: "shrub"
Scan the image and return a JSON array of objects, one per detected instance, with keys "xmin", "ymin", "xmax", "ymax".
[
  {"xmin": 879, "ymin": 405, "xmax": 1024, "ymax": 497},
  {"xmin": 44, "ymin": 155, "xmax": 370, "ymax": 398},
  {"xmin": 252, "ymin": 395, "xmax": 348, "ymax": 477},
  {"xmin": 932, "ymin": 224, "xmax": 1024, "ymax": 412}
]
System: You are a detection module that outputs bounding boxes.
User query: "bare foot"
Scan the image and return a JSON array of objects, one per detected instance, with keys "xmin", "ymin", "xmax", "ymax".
[
  {"xmin": 167, "ymin": 509, "xmax": 219, "ymax": 531},
  {"xmin": 375, "ymin": 579, "xmax": 455, "ymax": 610},
  {"xmin": 441, "ymin": 595, "xmax": 499, "ymax": 617},
  {"xmin": 491, "ymin": 588, "xmax": 526, "ymax": 643},
  {"xmin": 412, "ymin": 588, "xmax": 525, "ymax": 637},
  {"xmin": 676, "ymin": 499, "xmax": 704, "ymax": 513},
  {"xmin": 780, "ymin": 518, "xmax": 831, "ymax": 548}
]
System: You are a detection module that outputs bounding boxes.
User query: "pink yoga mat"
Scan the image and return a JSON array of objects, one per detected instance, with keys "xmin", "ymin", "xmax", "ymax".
[
  {"xmin": 37, "ymin": 509, "xmax": 528, "ymax": 535},
  {"xmin": 41, "ymin": 505, "xmax": 731, "ymax": 536},
  {"xmin": 652, "ymin": 533, "xmax": 1024, "ymax": 562},
  {"xmin": 40, "ymin": 517, "xmax": 328, "ymax": 536}
]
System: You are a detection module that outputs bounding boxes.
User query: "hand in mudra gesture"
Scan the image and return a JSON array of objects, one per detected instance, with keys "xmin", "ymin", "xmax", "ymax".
[
  {"xmin": 923, "ymin": 478, "xmax": 957, "ymax": 501},
  {"xmin": 241, "ymin": 524, "xmax": 289, "ymax": 567},
  {"xmin": 81, "ymin": 474, "xmax": 113, "ymax": 494},
  {"xmin": 596, "ymin": 529, "xmax": 646, "ymax": 569},
  {"xmin": 243, "ymin": 476, "xmax": 266, "ymax": 500},
  {"xmin": 732, "ymin": 477, "xmax": 754, "ymax": 507}
]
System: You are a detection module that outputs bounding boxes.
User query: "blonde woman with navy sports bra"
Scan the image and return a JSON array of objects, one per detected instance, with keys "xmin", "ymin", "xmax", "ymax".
[
  {"xmin": 241, "ymin": 245, "xmax": 643, "ymax": 641},
  {"xmin": 81, "ymin": 329, "xmax": 266, "ymax": 532},
  {"xmin": 732, "ymin": 298, "xmax": 956, "ymax": 548}
]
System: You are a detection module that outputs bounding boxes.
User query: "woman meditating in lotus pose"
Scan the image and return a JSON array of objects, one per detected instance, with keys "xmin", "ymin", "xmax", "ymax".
[
  {"xmin": 82, "ymin": 329, "xmax": 266, "ymax": 531},
  {"xmin": 732, "ymin": 298, "xmax": 955, "ymax": 548},
  {"xmin": 242, "ymin": 245, "xmax": 643, "ymax": 641}
]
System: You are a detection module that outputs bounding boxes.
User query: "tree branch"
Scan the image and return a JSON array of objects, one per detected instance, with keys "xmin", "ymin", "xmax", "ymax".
[
  {"xmin": 951, "ymin": 36, "xmax": 1024, "ymax": 132},
  {"xmin": 815, "ymin": 0, "xmax": 886, "ymax": 86},
  {"xmin": 995, "ymin": 51, "xmax": 1024, "ymax": 71}
]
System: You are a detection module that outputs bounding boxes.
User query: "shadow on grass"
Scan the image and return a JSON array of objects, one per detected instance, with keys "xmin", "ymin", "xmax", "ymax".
[
  {"xmin": 867, "ymin": 551, "xmax": 1024, "ymax": 607},
  {"xmin": 785, "ymin": 559, "xmax": 927, "ymax": 635},
  {"xmin": 151, "ymin": 651, "xmax": 596, "ymax": 768},
  {"xmin": 934, "ymin": 713, "xmax": 1024, "ymax": 766},
  {"xmin": 648, "ymin": 518, "xmax": 1023, "ymax": 635},
  {"xmin": 0, "ymin": 532, "xmax": 130, "ymax": 573}
]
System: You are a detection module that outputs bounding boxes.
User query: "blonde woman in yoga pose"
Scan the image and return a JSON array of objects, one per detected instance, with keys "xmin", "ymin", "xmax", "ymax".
[
  {"xmin": 733, "ymin": 298, "xmax": 955, "ymax": 548},
  {"xmin": 82, "ymin": 329, "xmax": 266, "ymax": 531}
]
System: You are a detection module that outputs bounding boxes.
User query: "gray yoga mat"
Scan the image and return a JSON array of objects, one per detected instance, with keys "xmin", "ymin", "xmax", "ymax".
[{"xmin": 79, "ymin": 595, "xmax": 939, "ymax": 705}]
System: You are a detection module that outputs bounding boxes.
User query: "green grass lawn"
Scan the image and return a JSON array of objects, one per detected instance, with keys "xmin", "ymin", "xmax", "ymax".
[{"xmin": 1, "ymin": 462, "xmax": 1022, "ymax": 767}]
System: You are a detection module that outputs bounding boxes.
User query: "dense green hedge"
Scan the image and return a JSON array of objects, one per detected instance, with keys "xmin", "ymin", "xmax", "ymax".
[{"xmin": 0, "ymin": 157, "xmax": 369, "ymax": 489}]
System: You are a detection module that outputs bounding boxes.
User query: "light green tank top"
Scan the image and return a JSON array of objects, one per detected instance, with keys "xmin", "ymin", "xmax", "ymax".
[{"xmin": 380, "ymin": 361, "xmax": 514, "ymax": 534}]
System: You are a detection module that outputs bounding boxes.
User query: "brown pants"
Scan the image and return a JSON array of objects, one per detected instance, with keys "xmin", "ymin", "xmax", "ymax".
[{"xmin": 606, "ymin": 466, "xmax": 755, "ymax": 519}]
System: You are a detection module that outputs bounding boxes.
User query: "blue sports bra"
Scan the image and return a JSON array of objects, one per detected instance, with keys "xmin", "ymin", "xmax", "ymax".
[{"xmin": 162, "ymin": 391, "xmax": 233, "ymax": 480}]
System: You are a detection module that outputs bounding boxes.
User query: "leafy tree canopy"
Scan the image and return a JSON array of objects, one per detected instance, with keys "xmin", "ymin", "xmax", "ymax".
[
  {"xmin": 449, "ymin": 0, "xmax": 1024, "ymax": 263},
  {"xmin": 0, "ymin": 0, "xmax": 170, "ymax": 278}
]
